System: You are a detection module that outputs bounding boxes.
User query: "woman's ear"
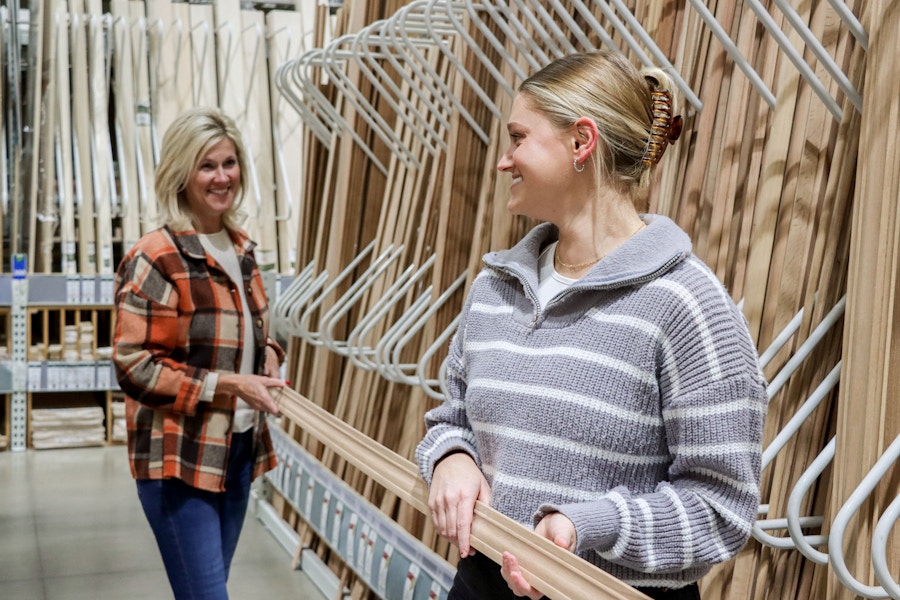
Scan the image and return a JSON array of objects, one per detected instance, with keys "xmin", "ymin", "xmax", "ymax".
[{"xmin": 572, "ymin": 116, "xmax": 599, "ymax": 162}]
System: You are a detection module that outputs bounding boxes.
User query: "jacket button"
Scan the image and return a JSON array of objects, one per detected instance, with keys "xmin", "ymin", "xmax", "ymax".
[
  {"xmin": 256, "ymin": 319, "xmax": 263, "ymax": 328},
  {"xmin": 247, "ymin": 286, "xmax": 252, "ymax": 294}
]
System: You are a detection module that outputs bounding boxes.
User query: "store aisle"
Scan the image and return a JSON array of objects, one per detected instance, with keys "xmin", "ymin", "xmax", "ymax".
[{"xmin": 0, "ymin": 445, "xmax": 325, "ymax": 600}]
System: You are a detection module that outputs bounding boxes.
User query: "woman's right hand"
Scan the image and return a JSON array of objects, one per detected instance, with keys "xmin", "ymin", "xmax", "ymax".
[
  {"xmin": 428, "ymin": 452, "xmax": 491, "ymax": 558},
  {"xmin": 215, "ymin": 373, "xmax": 284, "ymax": 415}
]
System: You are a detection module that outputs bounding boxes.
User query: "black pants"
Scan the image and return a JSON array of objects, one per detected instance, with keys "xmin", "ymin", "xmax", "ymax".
[{"xmin": 447, "ymin": 552, "xmax": 701, "ymax": 600}]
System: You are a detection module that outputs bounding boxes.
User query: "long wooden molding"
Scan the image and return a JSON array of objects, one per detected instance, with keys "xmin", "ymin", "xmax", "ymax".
[{"xmin": 274, "ymin": 386, "xmax": 649, "ymax": 600}]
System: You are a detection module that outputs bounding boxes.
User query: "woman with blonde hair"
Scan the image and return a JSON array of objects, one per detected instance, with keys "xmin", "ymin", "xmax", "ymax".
[
  {"xmin": 114, "ymin": 106, "xmax": 285, "ymax": 599},
  {"xmin": 417, "ymin": 51, "xmax": 767, "ymax": 600}
]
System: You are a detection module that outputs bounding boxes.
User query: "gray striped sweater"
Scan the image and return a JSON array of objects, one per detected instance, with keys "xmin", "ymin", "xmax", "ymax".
[{"xmin": 416, "ymin": 215, "xmax": 768, "ymax": 589}]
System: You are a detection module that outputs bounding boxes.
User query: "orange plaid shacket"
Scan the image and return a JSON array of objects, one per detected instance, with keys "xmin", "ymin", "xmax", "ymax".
[{"xmin": 113, "ymin": 225, "xmax": 280, "ymax": 492}]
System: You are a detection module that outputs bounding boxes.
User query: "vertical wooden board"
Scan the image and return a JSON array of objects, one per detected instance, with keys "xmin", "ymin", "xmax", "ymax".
[
  {"xmin": 37, "ymin": 0, "xmax": 61, "ymax": 273},
  {"xmin": 240, "ymin": 9, "xmax": 276, "ymax": 267},
  {"xmin": 129, "ymin": 0, "xmax": 157, "ymax": 232},
  {"xmin": 189, "ymin": 2, "xmax": 218, "ymax": 108},
  {"xmin": 21, "ymin": 0, "xmax": 47, "ymax": 272},
  {"xmin": 56, "ymin": 1, "xmax": 77, "ymax": 274},
  {"xmin": 110, "ymin": 0, "xmax": 142, "ymax": 256},
  {"xmin": 146, "ymin": 0, "xmax": 193, "ymax": 144},
  {"xmin": 69, "ymin": 0, "xmax": 97, "ymax": 274},
  {"xmin": 85, "ymin": 0, "xmax": 115, "ymax": 274},
  {"xmin": 0, "ymin": 5, "xmax": 5, "ymax": 270},
  {"xmin": 266, "ymin": 10, "xmax": 306, "ymax": 274},
  {"xmin": 213, "ymin": 0, "xmax": 247, "ymax": 121},
  {"xmin": 829, "ymin": 2, "xmax": 900, "ymax": 597}
]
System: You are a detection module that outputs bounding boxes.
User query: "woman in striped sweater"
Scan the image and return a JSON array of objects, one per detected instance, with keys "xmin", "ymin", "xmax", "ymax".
[{"xmin": 416, "ymin": 51, "xmax": 768, "ymax": 600}]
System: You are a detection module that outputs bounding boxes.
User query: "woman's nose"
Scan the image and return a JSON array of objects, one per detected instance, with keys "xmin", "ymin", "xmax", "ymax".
[{"xmin": 497, "ymin": 151, "xmax": 513, "ymax": 172}]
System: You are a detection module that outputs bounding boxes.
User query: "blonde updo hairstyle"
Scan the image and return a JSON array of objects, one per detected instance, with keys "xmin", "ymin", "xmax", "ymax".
[
  {"xmin": 517, "ymin": 51, "xmax": 678, "ymax": 210},
  {"xmin": 154, "ymin": 106, "xmax": 249, "ymax": 232}
]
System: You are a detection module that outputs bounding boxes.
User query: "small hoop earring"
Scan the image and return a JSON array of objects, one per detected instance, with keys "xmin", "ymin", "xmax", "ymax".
[{"xmin": 573, "ymin": 158, "xmax": 585, "ymax": 173}]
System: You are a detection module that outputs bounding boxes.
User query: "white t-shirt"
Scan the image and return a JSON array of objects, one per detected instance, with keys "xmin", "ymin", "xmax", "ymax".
[
  {"xmin": 536, "ymin": 241, "xmax": 577, "ymax": 310},
  {"xmin": 198, "ymin": 229, "xmax": 256, "ymax": 433}
]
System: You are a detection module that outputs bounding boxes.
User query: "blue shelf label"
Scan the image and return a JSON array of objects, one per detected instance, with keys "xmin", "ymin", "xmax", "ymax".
[{"xmin": 12, "ymin": 254, "xmax": 27, "ymax": 279}]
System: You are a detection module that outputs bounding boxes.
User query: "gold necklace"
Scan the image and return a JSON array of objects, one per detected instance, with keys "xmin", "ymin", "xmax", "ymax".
[{"xmin": 555, "ymin": 221, "xmax": 646, "ymax": 271}]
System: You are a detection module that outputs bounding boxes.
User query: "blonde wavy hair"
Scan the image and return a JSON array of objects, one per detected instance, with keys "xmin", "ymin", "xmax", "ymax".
[
  {"xmin": 518, "ymin": 51, "xmax": 679, "ymax": 210},
  {"xmin": 154, "ymin": 106, "xmax": 249, "ymax": 232}
]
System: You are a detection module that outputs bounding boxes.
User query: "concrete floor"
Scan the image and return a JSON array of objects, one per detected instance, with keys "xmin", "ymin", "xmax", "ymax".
[{"xmin": 0, "ymin": 445, "xmax": 326, "ymax": 600}]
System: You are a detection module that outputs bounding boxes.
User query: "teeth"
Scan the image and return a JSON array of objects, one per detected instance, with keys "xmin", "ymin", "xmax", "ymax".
[{"xmin": 511, "ymin": 177, "xmax": 522, "ymax": 185}]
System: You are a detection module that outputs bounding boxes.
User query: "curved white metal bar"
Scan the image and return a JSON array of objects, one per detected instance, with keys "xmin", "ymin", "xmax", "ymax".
[
  {"xmin": 438, "ymin": 0, "xmax": 518, "ymax": 98},
  {"xmin": 318, "ymin": 245, "xmax": 406, "ymax": 355},
  {"xmin": 786, "ymin": 437, "xmax": 835, "ymax": 564},
  {"xmin": 375, "ymin": 292, "xmax": 434, "ymax": 383},
  {"xmin": 771, "ymin": 0, "xmax": 862, "ymax": 113},
  {"xmin": 344, "ymin": 260, "xmax": 423, "ymax": 372},
  {"xmin": 471, "ymin": 0, "xmax": 548, "ymax": 71},
  {"xmin": 829, "ymin": 433, "xmax": 900, "ymax": 598},
  {"xmin": 346, "ymin": 255, "xmax": 439, "ymax": 372},
  {"xmin": 294, "ymin": 240, "xmax": 379, "ymax": 344},
  {"xmin": 270, "ymin": 262, "xmax": 316, "ymax": 338},
  {"xmin": 606, "ymin": 0, "xmax": 702, "ymax": 111},
  {"xmin": 825, "ymin": 0, "xmax": 868, "ymax": 50},
  {"xmin": 518, "ymin": 0, "xmax": 583, "ymax": 57},
  {"xmin": 294, "ymin": 50, "xmax": 391, "ymax": 176},
  {"xmin": 388, "ymin": 272, "xmax": 467, "ymax": 385},
  {"xmin": 362, "ymin": 19, "xmax": 453, "ymax": 141},
  {"xmin": 321, "ymin": 35, "xmax": 424, "ymax": 168},
  {"xmin": 389, "ymin": 2, "xmax": 493, "ymax": 142},
  {"xmin": 285, "ymin": 271, "xmax": 331, "ymax": 338},
  {"xmin": 767, "ymin": 296, "xmax": 846, "ymax": 399},
  {"xmin": 758, "ymin": 304, "xmax": 804, "ymax": 369},
  {"xmin": 352, "ymin": 22, "xmax": 448, "ymax": 154},
  {"xmin": 417, "ymin": 314, "xmax": 461, "ymax": 400},
  {"xmin": 424, "ymin": 0, "xmax": 507, "ymax": 115},
  {"xmin": 274, "ymin": 57, "xmax": 333, "ymax": 145},
  {"xmin": 685, "ymin": 0, "xmax": 776, "ymax": 109},
  {"xmin": 762, "ymin": 361, "xmax": 841, "ymax": 470},
  {"xmin": 743, "ymin": 0, "xmax": 843, "ymax": 120},
  {"xmin": 872, "ymin": 492, "xmax": 900, "ymax": 599}
]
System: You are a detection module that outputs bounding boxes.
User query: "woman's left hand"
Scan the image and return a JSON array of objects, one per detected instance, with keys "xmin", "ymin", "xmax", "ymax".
[
  {"xmin": 263, "ymin": 345, "xmax": 281, "ymax": 379},
  {"xmin": 500, "ymin": 512, "xmax": 576, "ymax": 599}
]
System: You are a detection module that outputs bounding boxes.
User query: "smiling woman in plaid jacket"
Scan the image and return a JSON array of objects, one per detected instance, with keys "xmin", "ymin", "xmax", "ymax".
[{"xmin": 113, "ymin": 107, "xmax": 286, "ymax": 600}]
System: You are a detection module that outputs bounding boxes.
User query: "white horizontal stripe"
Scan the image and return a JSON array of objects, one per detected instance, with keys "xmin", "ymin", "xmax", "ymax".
[
  {"xmin": 663, "ymin": 397, "xmax": 767, "ymax": 420},
  {"xmin": 689, "ymin": 467, "xmax": 759, "ymax": 496},
  {"xmin": 590, "ymin": 311, "xmax": 681, "ymax": 396},
  {"xmin": 492, "ymin": 471, "xmax": 606, "ymax": 503},
  {"xmin": 473, "ymin": 421, "xmax": 670, "ymax": 466},
  {"xmin": 670, "ymin": 441, "xmax": 760, "ymax": 457},
  {"xmin": 470, "ymin": 379, "xmax": 664, "ymax": 427},
  {"xmin": 470, "ymin": 302, "xmax": 515, "ymax": 315},
  {"xmin": 466, "ymin": 340, "xmax": 656, "ymax": 385},
  {"xmin": 423, "ymin": 428, "xmax": 476, "ymax": 464}
]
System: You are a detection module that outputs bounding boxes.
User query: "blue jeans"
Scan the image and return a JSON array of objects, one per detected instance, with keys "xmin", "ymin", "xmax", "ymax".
[{"xmin": 136, "ymin": 430, "xmax": 254, "ymax": 600}]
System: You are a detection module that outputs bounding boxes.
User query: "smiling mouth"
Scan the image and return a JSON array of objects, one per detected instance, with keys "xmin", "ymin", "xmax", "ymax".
[{"xmin": 511, "ymin": 176, "xmax": 522, "ymax": 185}]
